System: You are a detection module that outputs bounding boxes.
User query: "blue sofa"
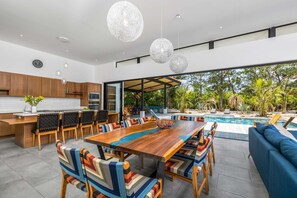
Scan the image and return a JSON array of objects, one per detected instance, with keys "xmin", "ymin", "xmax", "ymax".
[{"xmin": 249, "ymin": 126, "xmax": 297, "ymax": 198}]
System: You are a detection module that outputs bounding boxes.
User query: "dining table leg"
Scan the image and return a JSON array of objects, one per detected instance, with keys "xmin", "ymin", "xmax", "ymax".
[
  {"xmin": 156, "ymin": 161, "xmax": 165, "ymax": 186},
  {"xmin": 97, "ymin": 145, "xmax": 106, "ymax": 160}
]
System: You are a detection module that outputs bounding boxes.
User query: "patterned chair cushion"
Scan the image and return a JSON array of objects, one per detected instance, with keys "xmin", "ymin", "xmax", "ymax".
[
  {"xmin": 122, "ymin": 119, "xmax": 139, "ymax": 128},
  {"xmin": 56, "ymin": 141, "xmax": 85, "ymax": 182},
  {"xmin": 145, "ymin": 179, "xmax": 161, "ymax": 198},
  {"xmin": 64, "ymin": 174, "xmax": 87, "ymax": 192},
  {"xmin": 81, "ymin": 149, "xmax": 159, "ymax": 198},
  {"xmin": 138, "ymin": 117, "xmax": 149, "ymax": 124},
  {"xmin": 187, "ymin": 116, "xmax": 205, "ymax": 122},
  {"xmin": 101, "ymin": 123, "xmax": 121, "ymax": 133},
  {"xmin": 165, "ymin": 155, "xmax": 199, "ymax": 179}
]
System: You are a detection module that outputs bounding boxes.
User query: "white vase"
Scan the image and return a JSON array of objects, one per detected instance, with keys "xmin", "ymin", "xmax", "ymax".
[{"xmin": 31, "ymin": 106, "xmax": 37, "ymax": 113}]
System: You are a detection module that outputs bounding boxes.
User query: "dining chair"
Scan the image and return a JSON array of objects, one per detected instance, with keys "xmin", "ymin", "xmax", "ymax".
[
  {"xmin": 138, "ymin": 117, "xmax": 150, "ymax": 124},
  {"xmin": 94, "ymin": 110, "xmax": 108, "ymax": 133},
  {"xmin": 122, "ymin": 118, "xmax": 139, "ymax": 128},
  {"xmin": 32, "ymin": 113, "xmax": 60, "ymax": 150},
  {"xmin": 165, "ymin": 135, "xmax": 213, "ymax": 198},
  {"xmin": 80, "ymin": 111, "xmax": 94, "ymax": 139},
  {"xmin": 56, "ymin": 141, "xmax": 92, "ymax": 198},
  {"xmin": 99, "ymin": 123, "xmax": 131, "ymax": 161},
  {"xmin": 60, "ymin": 112, "xmax": 79, "ymax": 143},
  {"xmin": 81, "ymin": 148, "xmax": 163, "ymax": 198}
]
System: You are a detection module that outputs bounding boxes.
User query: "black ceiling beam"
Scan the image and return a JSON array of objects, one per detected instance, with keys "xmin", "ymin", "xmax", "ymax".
[
  {"xmin": 269, "ymin": 27, "xmax": 276, "ymax": 38},
  {"xmin": 209, "ymin": 41, "xmax": 214, "ymax": 49}
]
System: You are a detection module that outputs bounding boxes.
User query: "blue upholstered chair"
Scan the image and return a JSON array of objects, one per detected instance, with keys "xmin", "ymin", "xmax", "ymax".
[
  {"xmin": 122, "ymin": 119, "xmax": 139, "ymax": 128},
  {"xmin": 56, "ymin": 141, "xmax": 91, "ymax": 198},
  {"xmin": 81, "ymin": 148, "xmax": 163, "ymax": 198}
]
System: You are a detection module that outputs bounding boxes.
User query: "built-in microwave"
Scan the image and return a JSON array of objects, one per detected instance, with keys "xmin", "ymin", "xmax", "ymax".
[{"xmin": 88, "ymin": 92, "xmax": 100, "ymax": 101}]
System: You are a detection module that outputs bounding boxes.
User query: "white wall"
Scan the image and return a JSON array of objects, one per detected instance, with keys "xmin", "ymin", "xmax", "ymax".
[
  {"xmin": 0, "ymin": 40, "xmax": 95, "ymax": 82},
  {"xmin": 94, "ymin": 33, "xmax": 297, "ymax": 82}
]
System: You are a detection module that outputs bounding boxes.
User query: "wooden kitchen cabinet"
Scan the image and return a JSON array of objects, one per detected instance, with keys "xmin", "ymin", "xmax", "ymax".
[
  {"xmin": 51, "ymin": 79, "xmax": 65, "ymax": 98},
  {"xmin": 10, "ymin": 73, "xmax": 28, "ymax": 96},
  {"xmin": 27, "ymin": 76, "xmax": 42, "ymax": 96},
  {"xmin": 41, "ymin": 78, "xmax": 52, "ymax": 97},
  {"xmin": 0, "ymin": 71, "xmax": 11, "ymax": 90}
]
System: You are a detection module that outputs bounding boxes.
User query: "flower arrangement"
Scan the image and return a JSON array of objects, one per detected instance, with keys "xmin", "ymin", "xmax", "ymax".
[{"xmin": 24, "ymin": 95, "xmax": 44, "ymax": 107}]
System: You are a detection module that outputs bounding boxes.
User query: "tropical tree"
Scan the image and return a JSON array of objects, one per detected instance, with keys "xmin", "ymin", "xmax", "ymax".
[
  {"xmin": 175, "ymin": 86, "xmax": 192, "ymax": 113},
  {"xmin": 228, "ymin": 94, "xmax": 243, "ymax": 110}
]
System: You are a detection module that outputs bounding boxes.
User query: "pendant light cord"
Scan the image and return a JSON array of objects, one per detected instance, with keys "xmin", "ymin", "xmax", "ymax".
[{"xmin": 161, "ymin": 0, "xmax": 163, "ymax": 38}]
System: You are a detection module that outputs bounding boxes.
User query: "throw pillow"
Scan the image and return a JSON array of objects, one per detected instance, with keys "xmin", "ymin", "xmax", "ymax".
[{"xmin": 280, "ymin": 139, "xmax": 297, "ymax": 168}]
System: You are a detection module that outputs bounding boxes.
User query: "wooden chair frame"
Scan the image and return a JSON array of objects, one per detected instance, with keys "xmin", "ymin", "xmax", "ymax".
[
  {"xmin": 61, "ymin": 125, "xmax": 78, "ymax": 144},
  {"xmin": 80, "ymin": 123, "xmax": 94, "ymax": 140},
  {"xmin": 60, "ymin": 170, "xmax": 90, "ymax": 198},
  {"xmin": 95, "ymin": 120, "xmax": 108, "ymax": 134},
  {"xmin": 165, "ymin": 157, "xmax": 210, "ymax": 198},
  {"xmin": 32, "ymin": 129, "xmax": 58, "ymax": 150}
]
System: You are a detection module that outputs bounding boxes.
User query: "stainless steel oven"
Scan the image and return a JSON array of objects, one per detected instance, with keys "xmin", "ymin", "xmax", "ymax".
[{"xmin": 88, "ymin": 92, "xmax": 100, "ymax": 110}]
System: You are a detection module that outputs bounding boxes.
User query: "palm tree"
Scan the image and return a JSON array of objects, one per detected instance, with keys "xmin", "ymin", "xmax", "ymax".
[
  {"xmin": 228, "ymin": 94, "xmax": 243, "ymax": 110},
  {"xmin": 175, "ymin": 86, "xmax": 192, "ymax": 113}
]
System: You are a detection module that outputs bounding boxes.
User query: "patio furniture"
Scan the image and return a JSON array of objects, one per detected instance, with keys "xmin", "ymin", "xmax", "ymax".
[
  {"xmin": 94, "ymin": 110, "xmax": 108, "ymax": 133},
  {"xmin": 150, "ymin": 109, "xmax": 160, "ymax": 120},
  {"xmin": 80, "ymin": 111, "xmax": 94, "ymax": 139},
  {"xmin": 122, "ymin": 119, "xmax": 139, "ymax": 128},
  {"xmin": 224, "ymin": 109, "xmax": 230, "ymax": 114},
  {"xmin": 81, "ymin": 148, "xmax": 163, "ymax": 198},
  {"xmin": 283, "ymin": 117, "xmax": 295, "ymax": 129},
  {"xmin": 138, "ymin": 117, "xmax": 149, "ymax": 124},
  {"xmin": 32, "ymin": 113, "xmax": 60, "ymax": 150},
  {"xmin": 84, "ymin": 121, "xmax": 206, "ymax": 186},
  {"xmin": 60, "ymin": 112, "xmax": 79, "ymax": 143},
  {"xmin": 268, "ymin": 114, "xmax": 281, "ymax": 124},
  {"xmin": 165, "ymin": 135, "xmax": 213, "ymax": 198},
  {"xmin": 56, "ymin": 141, "xmax": 90, "ymax": 198},
  {"xmin": 210, "ymin": 109, "xmax": 216, "ymax": 114}
]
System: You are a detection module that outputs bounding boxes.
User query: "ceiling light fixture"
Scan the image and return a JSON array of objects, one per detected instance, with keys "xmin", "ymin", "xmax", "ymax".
[
  {"xmin": 219, "ymin": 26, "xmax": 223, "ymax": 29},
  {"xmin": 56, "ymin": 70, "xmax": 62, "ymax": 77},
  {"xmin": 175, "ymin": 14, "xmax": 181, "ymax": 19},
  {"xmin": 56, "ymin": 36, "xmax": 70, "ymax": 43},
  {"xmin": 150, "ymin": 0, "xmax": 173, "ymax": 64},
  {"xmin": 19, "ymin": 34, "xmax": 24, "ymax": 38},
  {"xmin": 64, "ymin": 63, "xmax": 68, "ymax": 68},
  {"xmin": 107, "ymin": 1, "xmax": 144, "ymax": 42}
]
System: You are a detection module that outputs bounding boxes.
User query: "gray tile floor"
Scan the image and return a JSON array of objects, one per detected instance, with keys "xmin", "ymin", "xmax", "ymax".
[{"xmin": 0, "ymin": 137, "xmax": 268, "ymax": 198}]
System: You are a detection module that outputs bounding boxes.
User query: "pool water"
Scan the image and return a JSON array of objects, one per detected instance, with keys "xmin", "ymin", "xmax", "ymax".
[{"xmin": 204, "ymin": 115, "xmax": 297, "ymax": 129}]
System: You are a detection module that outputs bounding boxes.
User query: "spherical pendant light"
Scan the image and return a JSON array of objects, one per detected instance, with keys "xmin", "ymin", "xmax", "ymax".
[
  {"xmin": 150, "ymin": 38, "xmax": 174, "ymax": 64},
  {"xmin": 169, "ymin": 55, "xmax": 188, "ymax": 73},
  {"xmin": 107, "ymin": 1, "xmax": 144, "ymax": 42}
]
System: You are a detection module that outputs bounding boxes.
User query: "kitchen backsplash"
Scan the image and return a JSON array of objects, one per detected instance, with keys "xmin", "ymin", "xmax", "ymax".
[{"xmin": 0, "ymin": 97, "xmax": 82, "ymax": 113}]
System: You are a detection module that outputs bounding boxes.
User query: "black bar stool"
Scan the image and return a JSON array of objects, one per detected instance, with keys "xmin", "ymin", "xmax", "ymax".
[
  {"xmin": 95, "ymin": 110, "xmax": 108, "ymax": 133},
  {"xmin": 80, "ymin": 111, "xmax": 94, "ymax": 139},
  {"xmin": 32, "ymin": 113, "xmax": 60, "ymax": 150},
  {"xmin": 60, "ymin": 112, "xmax": 79, "ymax": 143}
]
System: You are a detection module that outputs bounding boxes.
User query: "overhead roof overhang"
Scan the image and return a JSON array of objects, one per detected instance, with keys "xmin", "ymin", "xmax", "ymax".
[{"xmin": 124, "ymin": 77, "xmax": 181, "ymax": 92}]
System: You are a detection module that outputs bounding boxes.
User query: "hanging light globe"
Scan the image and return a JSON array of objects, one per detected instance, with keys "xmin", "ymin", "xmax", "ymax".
[
  {"xmin": 150, "ymin": 38, "xmax": 174, "ymax": 63},
  {"xmin": 169, "ymin": 55, "xmax": 188, "ymax": 73},
  {"xmin": 107, "ymin": 1, "xmax": 144, "ymax": 42}
]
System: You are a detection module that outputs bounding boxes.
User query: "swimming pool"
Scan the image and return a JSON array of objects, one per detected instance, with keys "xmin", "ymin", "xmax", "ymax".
[{"xmin": 204, "ymin": 115, "xmax": 297, "ymax": 129}]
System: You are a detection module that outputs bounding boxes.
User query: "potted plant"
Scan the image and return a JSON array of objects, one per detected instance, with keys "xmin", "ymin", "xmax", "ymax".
[{"xmin": 24, "ymin": 95, "xmax": 44, "ymax": 113}]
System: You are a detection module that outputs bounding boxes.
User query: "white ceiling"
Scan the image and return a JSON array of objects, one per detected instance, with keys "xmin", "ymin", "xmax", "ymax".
[{"xmin": 0, "ymin": 0, "xmax": 297, "ymax": 65}]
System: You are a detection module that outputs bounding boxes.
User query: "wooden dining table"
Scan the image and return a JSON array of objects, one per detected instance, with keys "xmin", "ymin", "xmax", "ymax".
[{"xmin": 84, "ymin": 120, "xmax": 206, "ymax": 183}]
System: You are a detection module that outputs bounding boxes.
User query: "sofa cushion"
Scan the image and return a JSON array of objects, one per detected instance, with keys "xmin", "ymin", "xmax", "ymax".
[
  {"xmin": 274, "ymin": 125, "xmax": 297, "ymax": 142},
  {"xmin": 280, "ymin": 139, "xmax": 297, "ymax": 169},
  {"xmin": 264, "ymin": 128, "xmax": 288, "ymax": 150},
  {"xmin": 256, "ymin": 122, "xmax": 268, "ymax": 135}
]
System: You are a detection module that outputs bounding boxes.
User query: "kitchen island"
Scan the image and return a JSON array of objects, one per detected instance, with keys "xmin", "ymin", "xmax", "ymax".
[{"xmin": 0, "ymin": 110, "xmax": 119, "ymax": 148}]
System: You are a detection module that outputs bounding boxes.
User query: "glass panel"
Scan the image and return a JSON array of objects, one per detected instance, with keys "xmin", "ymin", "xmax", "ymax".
[{"xmin": 106, "ymin": 83, "xmax": 122, "ymax": 114}]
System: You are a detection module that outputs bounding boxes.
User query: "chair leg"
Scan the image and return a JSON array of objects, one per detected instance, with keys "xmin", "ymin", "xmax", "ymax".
[
  {"xmin": 192, "ymin": 170, "xmax": 198, "ymax": 198},
  {"xmin": 90, "ymin": 125, "xmax": 94, "ymax": 136},
  {"xmin": 48, "ymin": 134, "xmax": 51, "ymax": 144},
  {"xmin": 80, "ymin": 127, "xmax": 84, "ymax": 140},
  {"xmin": 60, "ymin": 172, "xmax": 67, "ymax": 198},
  {"xmin": 211, "ymin": 143, "xmax": 215, "ymax": 164},
  {"xmin": 74, "ymin": 128, "xmax": 78, "ymax": 141},
  {"xmin": 203, "ymin": 163, "xmax": 209, "ymax": 195},
  {"xmin": 62, "ymin": 130, "xmax": 65, "ymax": 144},
  {"xmin": 38, "ymin": 134, "xmax": 41, "ymax": 150},
  {"xmin": 55, "ymin": 131, "xmax": 58, "ymax": 143},
  {"xmin": 32, "ymin": 134, "xmax": 35, "ymax": 147},
  {"xmin": 159, "ymin": 179, "xmax": 163, "ymax": 198},
  {"xmin": 208, "ymin": 152, "xmax": 213, "ymax": 176}
]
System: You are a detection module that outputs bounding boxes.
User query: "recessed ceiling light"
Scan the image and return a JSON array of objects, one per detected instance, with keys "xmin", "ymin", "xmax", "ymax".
[
  {"xmin": 56, "ymin": 36, "xmax": 70, "ymax": 43},
  {"xmin": 19, "ymin": 34, "xmax": 24, "ymax": 38},
  {"xmin": 175, "ymin": 14, "xmax": 182, "ymax": 19},
  {"xmin": 219, "ymin": 26, "xmax": 223, "ymax": 29},
  {"xmin": 64, "ymin": 63, "xmax": 68, "ymax": 68}
]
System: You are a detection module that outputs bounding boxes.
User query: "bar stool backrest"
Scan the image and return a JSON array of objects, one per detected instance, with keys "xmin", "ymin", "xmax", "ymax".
[
  {"xmin": 37, "ymin": 113, "xmax": 60, "ymax": 133},
  {"xmin": 80, "ymin": 111, "xmax": 94, "ymax": 125},
  {"xmin": 96, "ymin": 110, "xmax": 108, "ymax": 123},
  {"xmin": 62, "ymin": 112, "xmax": 79, "ymax": 128}
]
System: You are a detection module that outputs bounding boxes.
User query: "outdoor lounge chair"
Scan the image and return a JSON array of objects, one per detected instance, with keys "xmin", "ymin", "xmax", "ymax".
[
  {"xmin": 224, "ymin": 109, "xmax": 230, "ymax": 114},
  {"xmin": 210, "ymin": 109, "xmax": 216, "ymax": 114},
  {"xmin": 150, "ymin": 109, "xmax": 161, "ymax": 120}
]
